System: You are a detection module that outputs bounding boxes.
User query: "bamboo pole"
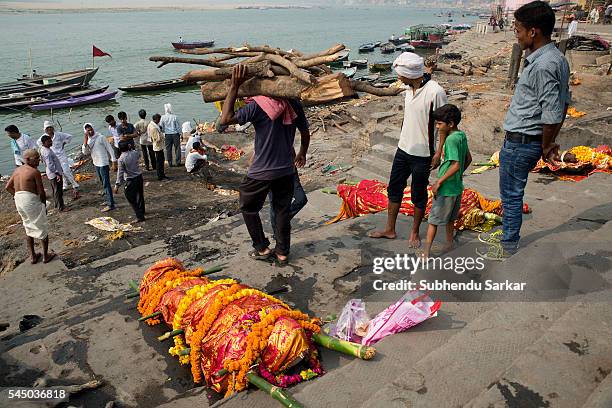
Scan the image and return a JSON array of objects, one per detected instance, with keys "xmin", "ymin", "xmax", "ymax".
[
  {"xmin": 312, "ymin": 333, "xmax": 376, "ymax": 360},
  {"xmin": 246, "ymin": 372, "xmax": 304, "ymax": 408},
  {"xmin": 138, "ymin": 311, "xmax": 162, "ymax": 322},
  {"xmin": 158, "ymin": 329, "xmax": 184, "ymax": 341}
]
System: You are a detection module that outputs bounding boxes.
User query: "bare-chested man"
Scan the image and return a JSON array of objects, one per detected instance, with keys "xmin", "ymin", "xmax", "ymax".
[{"xmin": 5, "ymin": 149, "xmax": 55, "ymax": 264}]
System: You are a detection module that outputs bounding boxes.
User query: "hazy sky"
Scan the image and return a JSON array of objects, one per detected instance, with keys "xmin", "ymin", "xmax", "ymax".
[{"xmin": 1, "ymin": 0, "xmax": 326, "ymax": 5}]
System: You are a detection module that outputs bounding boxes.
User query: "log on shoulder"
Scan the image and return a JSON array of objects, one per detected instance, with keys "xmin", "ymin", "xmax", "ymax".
[
  {"xmin": 349, "ymin": 80, "xmax": 403, "ymax": 97},
  {"xmin": 182, "ymin": 61, "xmax": 275, "ymax": 83}
]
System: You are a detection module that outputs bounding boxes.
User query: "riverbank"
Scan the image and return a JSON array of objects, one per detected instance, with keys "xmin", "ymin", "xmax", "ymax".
[{"xmin": 1, "ymin": 26, "xmax": 611, "ymax": 408}]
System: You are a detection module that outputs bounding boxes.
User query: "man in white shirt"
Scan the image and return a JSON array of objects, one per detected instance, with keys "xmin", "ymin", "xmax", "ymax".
[
  {"xmin": 567, "ymin": 14, "xmax": 578, "ymax": 37},
  {"xmin": 369, "ymin": 52, "xmax": 448, "ymax": 248},
  {"xmin": 105, "ymin": 114, "xmax": 121, "ymax": 158},
  {"xmin": 185, "ymin": 142, "xmax": 209, "ymax": 178},
  {"xmin": 6, "ymin": 125, "xmax": 37, "ymax": 167},
  {"xmin": 82, "ymin": 123, "xmax": 117, "ymax": 212},
  {"xmin": 38, "ymin": 121, "xmax": 80, "ymax": 199}
]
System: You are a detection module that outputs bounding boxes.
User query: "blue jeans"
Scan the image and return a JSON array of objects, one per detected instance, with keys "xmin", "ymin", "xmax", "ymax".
[
  {"xmin": 96, "ymin": 165, "xmax": 115, "ymax": 208},
  {"xmin": 499, "ymin": 139, "xmax": 541, "ymax": 251},
  {"xmin": 269, "ymin": 172, "xmax": 307, "ymax": 233}
]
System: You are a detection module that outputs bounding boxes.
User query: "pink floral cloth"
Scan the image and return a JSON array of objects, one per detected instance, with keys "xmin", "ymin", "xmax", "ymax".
[{"xmin": 361, "ymin": 291, "xmax": 441, "ymax": 346}]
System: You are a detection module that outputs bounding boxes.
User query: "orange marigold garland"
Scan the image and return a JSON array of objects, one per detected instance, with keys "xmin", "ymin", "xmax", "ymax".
[
  {"xmin": 224, "ymin": 309, "xmax": 321, "ymax": 396},
  {"xmin": 138, "ymin": 268, "xmax": 203, "ymax": 325}
]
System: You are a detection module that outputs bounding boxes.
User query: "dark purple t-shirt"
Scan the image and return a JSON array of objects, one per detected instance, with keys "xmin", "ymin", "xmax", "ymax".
[{"xmin": 236, "ymin": 99, "xmax": 308, "ymax": 181}]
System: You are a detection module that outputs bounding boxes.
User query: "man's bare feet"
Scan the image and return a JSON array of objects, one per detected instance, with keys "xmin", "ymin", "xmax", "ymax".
[
  {"xmin": 409, "ymin": 232, "xmax": 421, "ymax": 248},
  {"xmin": 31, "ymin": 253, "xmax": 42, "ymax": 264},
  {"xmin": 368, "ymin": 230, "xmax": 397, "ymax": 239},
  {"xmin": 60, "ymin": 207, "xmax": 71, "ymax": 213},
  {"xmin": 43, "ymin": 252, "xmax": 56, "ymax": 264}
]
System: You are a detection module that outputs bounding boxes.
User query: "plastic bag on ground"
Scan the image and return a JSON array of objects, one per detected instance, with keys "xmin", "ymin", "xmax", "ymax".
[
  {"xmin": 329, "ymin": 299, "xmax": 370, "ymax": 343},
  {"xmin": 361, "ymin": 291, "xmax": 441, "ymax": 346}
]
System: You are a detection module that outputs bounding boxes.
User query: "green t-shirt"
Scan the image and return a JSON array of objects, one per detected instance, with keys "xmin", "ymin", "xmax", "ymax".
[{"xmin": 437, "ymin": 130, "xmax": 468, "ymax": 197}]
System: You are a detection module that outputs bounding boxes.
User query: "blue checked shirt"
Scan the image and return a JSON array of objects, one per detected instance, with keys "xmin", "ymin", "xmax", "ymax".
[{"xmin": 503, "ymin": 42, "xmax": 571, "ymax": 135}]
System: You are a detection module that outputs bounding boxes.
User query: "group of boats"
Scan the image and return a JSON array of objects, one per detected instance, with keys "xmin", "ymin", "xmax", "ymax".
[{"xmin": 0, "ymin": 68, "xmax": 118, "ymax": 112}]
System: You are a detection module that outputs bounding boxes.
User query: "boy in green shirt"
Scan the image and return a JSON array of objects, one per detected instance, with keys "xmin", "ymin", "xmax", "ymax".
[{"xmin": 423, "ymin": 104, "xmax": 472, "ymax": 258}]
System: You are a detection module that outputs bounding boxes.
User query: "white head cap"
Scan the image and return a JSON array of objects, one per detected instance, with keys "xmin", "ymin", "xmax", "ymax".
[
  {"xmin": 43, "ymin": 120, "xmax": 54, "ymax": 131},
  {"xmin": 393, "ymin": 52, "xmax": 424, "ymax": 79},
  {"xmin": 83, "ymin": 122, "xmax": 94, "ymax": 132}
]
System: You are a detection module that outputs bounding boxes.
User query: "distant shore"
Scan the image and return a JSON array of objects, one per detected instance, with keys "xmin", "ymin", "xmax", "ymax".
[{"xmin": 0, "ymin": 4, "xmax": 315, "ymax": 13}]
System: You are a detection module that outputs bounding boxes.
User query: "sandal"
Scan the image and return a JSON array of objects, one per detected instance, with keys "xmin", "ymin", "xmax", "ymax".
[
  {"xmin": 249, "ymin": 249, "xmax": 272, "ymax": 261},
  {"xmin": 274, "ymin": 253, "xmax": 289, "ymax": 266}
]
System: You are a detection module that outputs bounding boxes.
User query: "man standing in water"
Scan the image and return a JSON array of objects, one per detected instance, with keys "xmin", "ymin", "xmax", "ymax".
[{"xmin": 369, "ymin": 52, "xmax": 447, "ymax": 248}]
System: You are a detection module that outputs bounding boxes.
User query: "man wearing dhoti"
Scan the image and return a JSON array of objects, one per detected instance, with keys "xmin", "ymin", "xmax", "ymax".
[
  {"xmin": 38, "ymin": 121, "xmax": 80, "ymax": 199},
  {"xmin": 5, "ymin": 149, "xmax": 55, "ymax": 264}
]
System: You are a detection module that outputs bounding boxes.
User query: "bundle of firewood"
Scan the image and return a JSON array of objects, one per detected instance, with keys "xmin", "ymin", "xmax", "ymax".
[{"xmin": 149, "ymin": 44, "xmax": 402, "ymax": 106}]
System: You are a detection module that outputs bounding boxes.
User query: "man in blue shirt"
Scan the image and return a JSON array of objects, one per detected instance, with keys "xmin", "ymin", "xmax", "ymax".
[
  {"xmin": 481, "ymin": 1, "xmax": 570, "ymax": 260},
  {"xmin": 220, "ymin": 65, "xmax": 310, "ymax": 265}
]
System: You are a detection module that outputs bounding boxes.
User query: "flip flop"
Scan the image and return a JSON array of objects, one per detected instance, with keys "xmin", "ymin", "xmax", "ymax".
[
  {"xmin": 43, "ymin": 253, "xmax": 57, "ymax": 264},
  {"xmin": 248, "ymin": 250, "xmax": 272, "ymax": 261},
  {"xmin": 31, "ymin": 253, "xmax": 42, "ymax": 265},
  {"xmin": 274, "ymin": 253, "xmax": 289, "ymax": 266}
]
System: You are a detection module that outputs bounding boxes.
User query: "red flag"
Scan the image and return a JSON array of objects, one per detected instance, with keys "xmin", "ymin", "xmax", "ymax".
[{"xmin": 93, "ymin": 45, "xmax": 111, "ymax": 58}]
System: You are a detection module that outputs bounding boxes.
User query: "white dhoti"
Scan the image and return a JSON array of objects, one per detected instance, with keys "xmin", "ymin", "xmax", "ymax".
[
  {"xmin": 14, "ymin": 191, "xmax": 49, "ymax": 239},
  {"xmin": 56, "ymin": 152, "xmax": 79, "ymax": 190}
]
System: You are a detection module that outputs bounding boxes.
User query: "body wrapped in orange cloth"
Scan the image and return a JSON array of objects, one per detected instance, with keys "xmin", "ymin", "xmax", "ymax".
[
  {"xmin": 137, "ymin": 259, "xmax": 323, "ymax": 397},
  {"xmin": 326, "ymin": 179, "xmax": 505, "ymax": 232}
]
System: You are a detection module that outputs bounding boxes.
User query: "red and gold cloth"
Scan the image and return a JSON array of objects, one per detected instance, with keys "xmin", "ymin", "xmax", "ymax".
[{"xmin": 326, "ymin": 179, "xmax": 502, "ymax": 231}]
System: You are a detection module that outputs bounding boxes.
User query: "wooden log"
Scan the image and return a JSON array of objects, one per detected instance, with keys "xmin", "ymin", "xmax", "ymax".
[
  {"xmin": 182, "ymin": 61, "xmax": 275, "ymax": 83},
  {"xmin": 349, "ymin": 80, "xmax": 403, "ymax": 97},
  {"xmin": 149, "ymin": 56, "xmax": 230, "ymax": 69},
  {"xmin": 295, "ymin": 52, "xmax": 344, "ymax": 69},
  {"xmin": 434, "ymin": 63, "xmax": 465, "ymax": 76},
  {"xmin": 264, "ymin": 54, "xmax": 315, "ymax": 84},
  {"xmin": 179, "ymin": 45, "xmax": 295, "ymax": 58},
  {"xmin": 201, "ymin": 76, "xmax": 305, "ymax": 102},
  {"xmin": 296, "ymin": 44, "xmax": 345, "ymax": 61},
  {"xmin": 201, "ymin": 72, "xmax": 355, "ymax": 105}
]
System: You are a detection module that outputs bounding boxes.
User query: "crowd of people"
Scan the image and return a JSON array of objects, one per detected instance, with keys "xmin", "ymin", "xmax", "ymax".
[
  {"xmin": 4, "ymin": 103, "xmax": 213, "ymax": 264},
  {"xmin": 5, "ymin": 1, "xmax": 572, "ymax": 266}
]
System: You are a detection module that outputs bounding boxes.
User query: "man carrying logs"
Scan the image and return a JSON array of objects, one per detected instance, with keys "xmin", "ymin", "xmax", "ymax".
[
  {"xmin": 369, "ymin": 52, "xmax": 448, "ymax": 248},
  {"xmin": 220, "ymin": 64, "xmax": 310, "ymax": 266}
]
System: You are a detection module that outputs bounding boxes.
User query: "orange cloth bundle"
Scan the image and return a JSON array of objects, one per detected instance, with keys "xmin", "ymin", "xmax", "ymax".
[{"xmin": 326, "ymin": 180, "xmax": 503, "ymax": 231}]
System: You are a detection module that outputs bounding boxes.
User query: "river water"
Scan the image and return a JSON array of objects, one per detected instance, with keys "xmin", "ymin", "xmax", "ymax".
[{"xmin": 0, "ymin": 7, "xmax": 474, "ymax": 174}]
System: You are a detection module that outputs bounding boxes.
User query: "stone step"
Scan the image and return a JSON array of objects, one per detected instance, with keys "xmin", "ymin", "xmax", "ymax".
[
  {"xmin": 353, "ymin": 156, "xmax": 392, "ymax": 180},
  {"xmin": 349, "ymin": 165, "xmax": 388, "ymax": 182},
  {"xmin": 370, "ymin": 129, "xmax": 400, "ymax": 148},
  {"xmin": 582, "ymin": 372, "xmax": 612, "ymax": 408},
  {"xmin": 464, "ymin": 302, "xmax": 612, "ymax": 408},
  {"xmin": 360, "ymin": 302, "xmax": 576, "ymax": 407},
  {"xmin": 369, "ymin": 143, "xmax": 397, "ymax": 163}
]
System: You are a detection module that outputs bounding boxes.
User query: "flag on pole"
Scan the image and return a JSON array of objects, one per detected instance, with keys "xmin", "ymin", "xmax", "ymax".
[{"xmin": 92, "ymin": 45, "xmax": 112, "ymax": 58}]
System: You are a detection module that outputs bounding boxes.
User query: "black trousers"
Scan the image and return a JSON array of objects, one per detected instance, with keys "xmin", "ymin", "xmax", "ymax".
[
  {"xmin": 141, "ymin": 144, "xmax": 156, "ymax": 170},
  {"xmin": 49, "ymin": 176, "xmax": 65, "ymax": 210},
  {"xmin": 155, "ymin": 150, "xmax": 165, "ymax": 180},
  {"xmin": 239, "ymin": 174, "xmax": 294, "ymax": 256},
  {"xmin": 124, "ymin": 175, "xmax": 145, "ymax": 220}
]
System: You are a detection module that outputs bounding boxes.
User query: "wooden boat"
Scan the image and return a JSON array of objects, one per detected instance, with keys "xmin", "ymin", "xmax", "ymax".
[
  {"xmin": 0, "ymin": 86, "xmax": 108, "ymax": 111},
  {"xmin": 389, "ymin": 35, "xmax": 410, "ymax": 45},
  {"xmin": 0, "ymin": 84, "xmax": 82, "ymax": 103},
  {"xmin": 373, "ymin": 41, "xmax": 382, "ymax": 47},
  {"xmin": 380, "ymin": 43, "xmax": 396, "ymax": 54},
  {"xmin": 410, "ymin": 40, "xmax": 443, "ymax": 49},
  {"xmin": 369, "ymin": 61, "xmax": 392, "ymax": 73},
  {"xmin": 340, "ymin": 67, "xmax": 357, "ymax": 78},
  {"xmin": 172, "ymin": 40, "xmax": 215, "ymax": 50},
  {"xmin": 14, "ymin": 68, "xmax": 98, "ymax": 83},
  {"xmin": 328, "ymin": 50, "xmax": 351, "ymax": 68},
  {"xmin": 0, "ymin": 68, "xmax": 98, "ymax": 96},
  {"xmin": 349, "ymin": 59, "xmax": 368, "ymax": 68},
  {"xmin": 30, "ymin": 90, "xmax": 117, "ymax": 111},
  {"xmin": 119, "ymin": 78, "xmax": 195, "ymax": 92},
  {"xmin": 358, "ymin": 43, "xmax": 375, "ymax": 53},
  {"xmin": 356, "ymin": 73, "xmax": 380, "ymax": 82},
  {"xmin": 396, "ymin": 44, "xmax": 416, "ymax": 52}
]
